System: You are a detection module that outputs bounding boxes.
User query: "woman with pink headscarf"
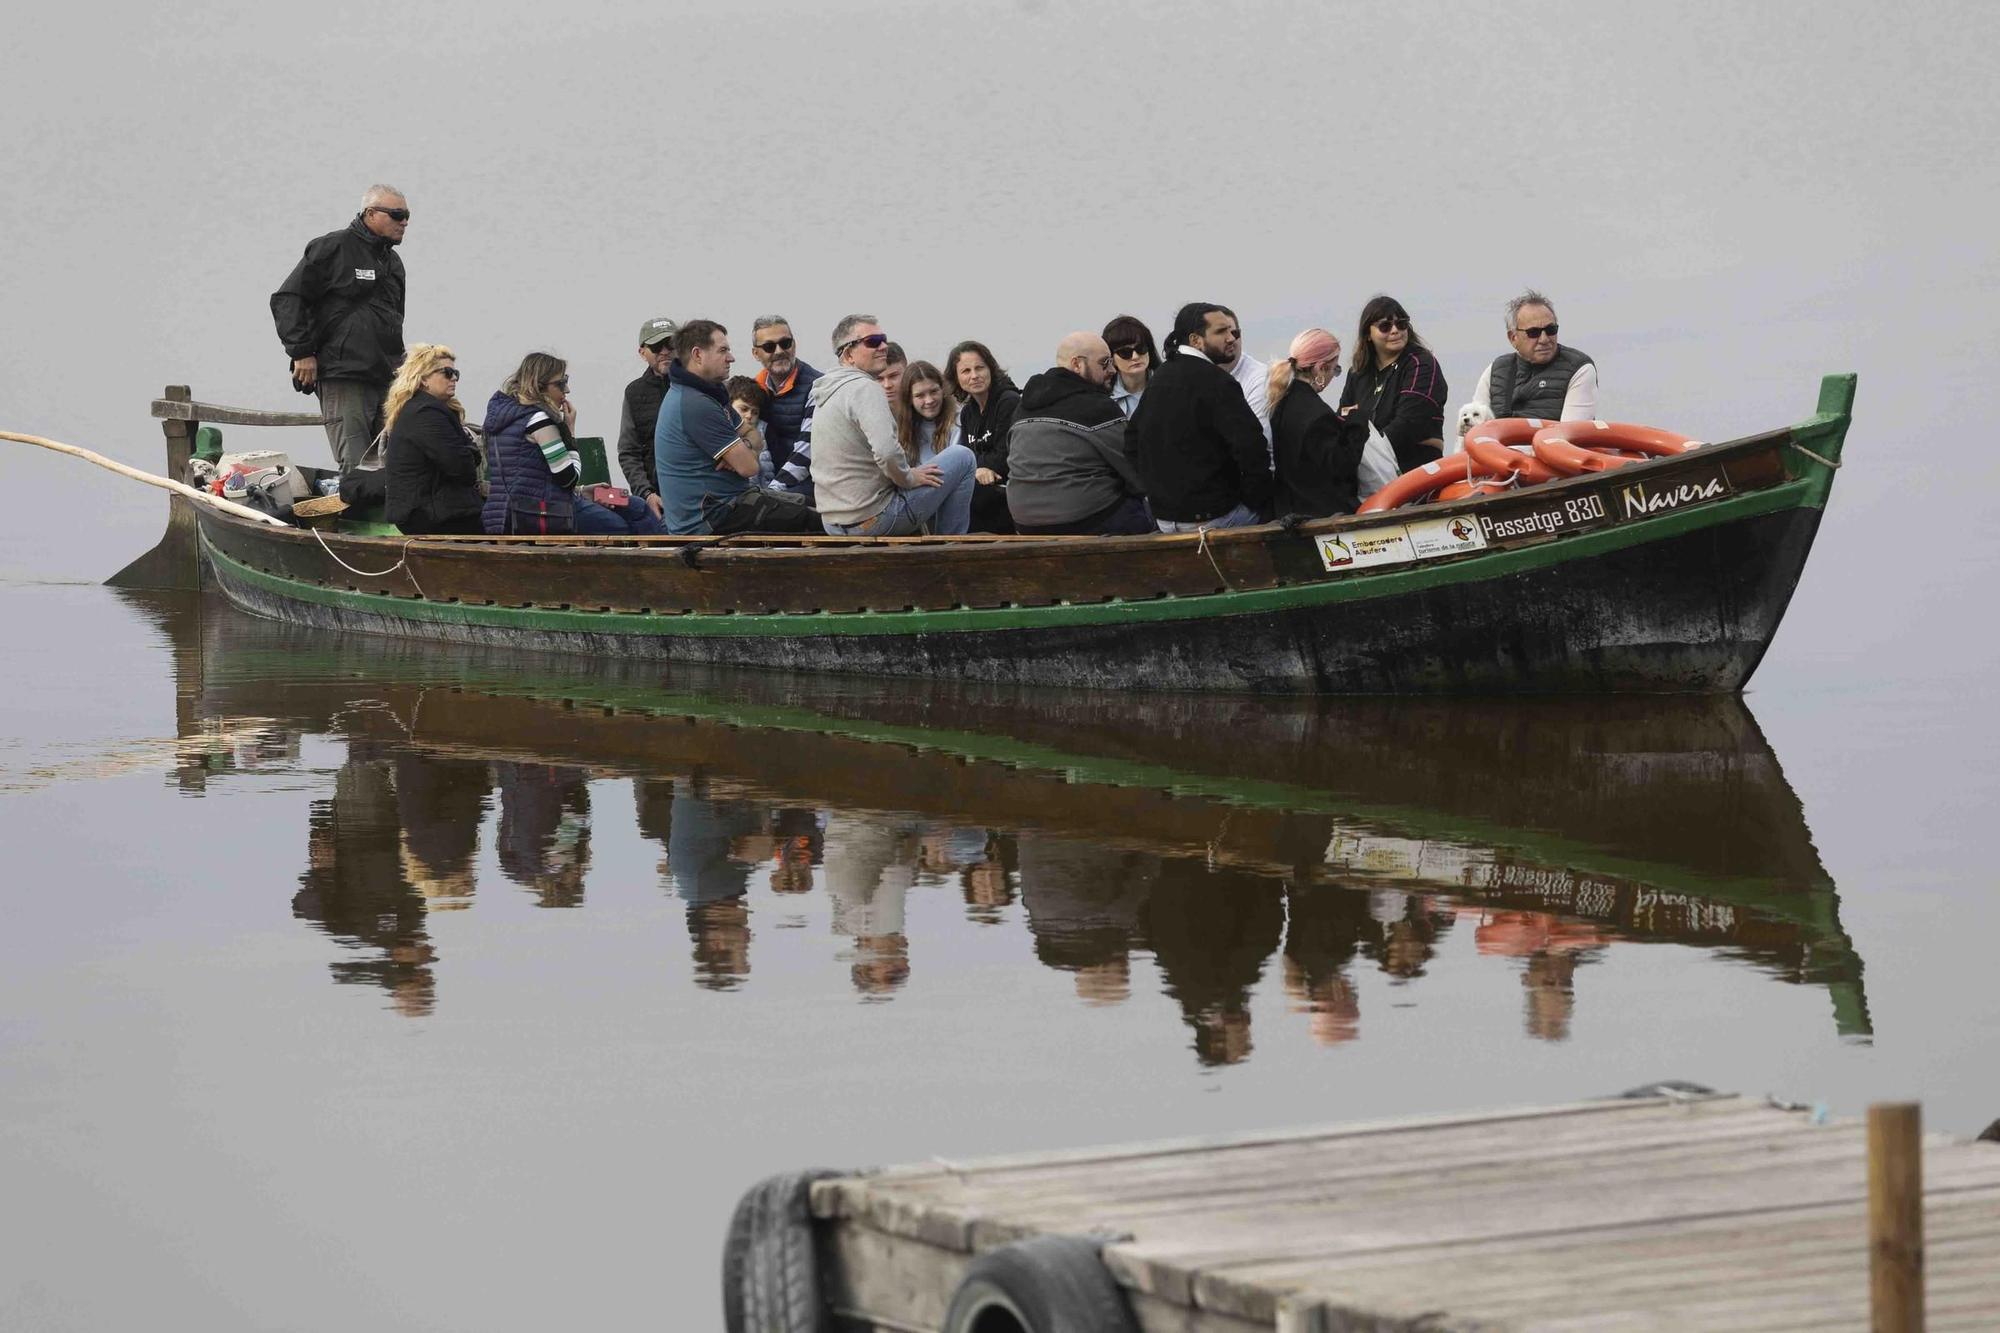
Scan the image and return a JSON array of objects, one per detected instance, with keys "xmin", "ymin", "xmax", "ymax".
[{"xmin": 1266, "ymin": 328, "xmax": 1365, "ymax": 516}]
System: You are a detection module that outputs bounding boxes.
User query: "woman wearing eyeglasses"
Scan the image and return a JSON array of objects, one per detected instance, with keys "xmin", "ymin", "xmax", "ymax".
[
  {"xmin": 1266, "ymin": 328, "xmax": 1365, "ymax": 518},
  {"xmin": 1336, "ymin": 295, "xmax": 1449, "ymax": 500},
  {"xmin": 1101, "ymin": 314, "xmax": 1162, "ymax": 419},
  {"xmin": 383, "ymin": 343, "xmax": 484, "ymax": 535},
  {"xmin": 947, "ymin": 340, "xmax": 1021, "ymax": 534},
  {"xmin": 481, "ymin": 352, "xmax": 666, "ymax": 536}
]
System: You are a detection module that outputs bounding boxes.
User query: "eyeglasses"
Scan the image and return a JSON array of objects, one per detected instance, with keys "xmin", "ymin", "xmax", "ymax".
[
  {"xmin": 433, "ymin": 367, "xmax": 460, "ymax": 381},
  {"xmin": 837, "ymin": 332, "xmax": 890, "ymax": 355},
  {"xmin": 1112, "ymin": 345, "xmax": 1145, "ymax": 360},
  {"xmin": 1372, "ymin": 316, "xmax": 1411, "ymax": 333},
  {"xmin": 755, "ymin": 337, "xmax": 795, "ymax": 355},
  {"xmin": 1515, "ymin": 323, "xmax": 1559, "ymax": 340},
  {"xmin": 370, "ymin": 207, "xmax": 411, "ymax": 222},
  {"xmin": 551, "ymin": 377, "xmax": 570, "ymax": 390}
]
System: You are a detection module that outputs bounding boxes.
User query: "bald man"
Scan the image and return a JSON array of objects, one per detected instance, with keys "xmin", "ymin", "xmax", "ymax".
[{"xmin": 1005, "ymin": 331, "xmax": 1152, "ymax": 535}]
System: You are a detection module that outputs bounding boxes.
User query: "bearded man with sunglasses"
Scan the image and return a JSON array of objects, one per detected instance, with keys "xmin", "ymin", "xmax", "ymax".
[
  {"xmin": 749, "ymin": 316, "xmax": 821, "ymax": 502},
  {"xmin": 1470, "ymin": 290, "xmax": 1597, "ymax": 422},
  {"xmin": 270, "ymin": 185, "xmax": 410, "ymax": 472}
]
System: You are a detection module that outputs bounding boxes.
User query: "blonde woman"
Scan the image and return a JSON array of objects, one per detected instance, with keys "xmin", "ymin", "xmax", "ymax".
[
  {"xmin": 384, "ymin": 343, "xmax": 483, "ymax": 534},
  {"xmin": 1267, "ymin": 327, "xmax": 1364, "ymax": 517},
  {"xmin": 480, "ymin": 352, "xmax": 664, "ymax": 536}
]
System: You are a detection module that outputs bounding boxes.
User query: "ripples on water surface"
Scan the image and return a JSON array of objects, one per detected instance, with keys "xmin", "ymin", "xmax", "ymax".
[{"xmin": 2, "ymin": 585, "xmax": 1992, "ymax": 1330}]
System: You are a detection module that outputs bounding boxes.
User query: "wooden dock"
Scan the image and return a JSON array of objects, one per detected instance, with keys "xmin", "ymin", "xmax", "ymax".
[{"xmin": 789, "ymin": 1091, "xmax": 2000, "ymax": 1331}]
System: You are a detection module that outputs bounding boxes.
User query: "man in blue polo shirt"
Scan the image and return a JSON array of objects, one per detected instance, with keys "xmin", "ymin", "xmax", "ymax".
[{"xmin": 654, "ymin": 320, "xmax": 821, "ymax": 536}]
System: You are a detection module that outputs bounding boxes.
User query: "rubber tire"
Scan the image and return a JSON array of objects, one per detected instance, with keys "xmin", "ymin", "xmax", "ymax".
[
  {"xmin": 942, "ymin": 1236, "xmax": 1140, "ymax": 1333},
  {"xmin": 721, "ymin": 1169, "xmax": 841, "ymax": 1333}
]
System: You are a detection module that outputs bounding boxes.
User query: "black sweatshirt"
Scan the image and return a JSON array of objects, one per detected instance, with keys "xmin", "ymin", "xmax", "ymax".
[
  {"xmin": 1271, "ymin": 377, "xmax": 1366, "ymax": 517},
  {"xmin": 1335, "ymin": 345, "xmax": 1448, "ymax": 474},
  {"xmin": 1123, "ymin": 348, "xmax": 1272, "ymax": 523}
]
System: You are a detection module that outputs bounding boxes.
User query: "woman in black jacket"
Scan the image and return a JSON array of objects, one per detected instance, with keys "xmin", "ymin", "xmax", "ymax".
[
  {"xmin": 947, "ymin": 339, "xmax": 1020, "ymax": 534},
  {"xmin": 1268, "ymin": 327, "xmax": 1364, "ymax": 517},
  {"xmin": 1336, "ymin": 296, "xmax": 1448, "ymax": 500},
  {"xmin": 384, "ymin": 343, "xmax": 484, "ymax": 535}
]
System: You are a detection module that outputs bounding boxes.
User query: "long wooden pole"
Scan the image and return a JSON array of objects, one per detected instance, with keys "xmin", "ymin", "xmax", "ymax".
[
  {"xmin": 1, "ymin": 428, "xmax": 287, "ymax": 527},
  {"xmin": 1869, "ymin": 1101, "xmax": 1924, "ymax": 1333}
]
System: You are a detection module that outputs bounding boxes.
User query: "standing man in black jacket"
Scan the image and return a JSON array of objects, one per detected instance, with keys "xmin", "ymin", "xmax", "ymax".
[
  {"xmin": 271, "ymin": 185, "xmax": 409, "ymax": 472},
  {"xmin": 1124, "ymin": 303, "xmax": 1272, "ymax": 532}
]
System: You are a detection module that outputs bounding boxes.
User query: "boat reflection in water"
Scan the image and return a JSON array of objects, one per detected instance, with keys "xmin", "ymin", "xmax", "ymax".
[{"xmin": 122, "ymin": 589, "xmax": 1870, "ymax": 1056}]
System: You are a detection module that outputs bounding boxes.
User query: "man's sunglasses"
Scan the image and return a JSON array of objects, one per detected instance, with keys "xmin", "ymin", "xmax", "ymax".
[
  {"xmin": 370, "ymin": 207, "xmax": 412, "ymax": 222},
  {"xmin": 1515, "ymin": 323, "xmax": 1559, "ymax": 340},
  {"xmin": 837, "ymin": 332, "xmax": 891, "ymax": 354},
  {"xmin": 755, "ymin": 337, "xmax": 796, "ymax": 354},
  {"xmin": 1372, "ymin": 316, "xmax": 1411, "ymax": 333}
]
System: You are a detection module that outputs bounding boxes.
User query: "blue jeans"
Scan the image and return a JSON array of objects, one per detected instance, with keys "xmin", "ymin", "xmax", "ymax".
[
  {"xmin": 575, "ymin": 494, "xmax": 666, "ymax": 536},
  {"xmin": 825, "ymin": 443, "xmax": 977, "ymax": 536},
  {"xmin": 1156, "ymin": 501, "xmax": 1260, "ymax": 534}
]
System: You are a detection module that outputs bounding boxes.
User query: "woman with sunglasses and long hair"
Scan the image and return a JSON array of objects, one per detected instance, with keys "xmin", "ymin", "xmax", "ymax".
[
  {"xmin": 1101, "ymin": 314, "xmax": 1161, "ymax": 419},
  {"xmin": 481, "ymin": 352, "xmax": 666, "ymax": 536},
  {"xmin": 1336, "ymin": 295, "xmax": 1449, "ymax": 500},
  {"xmin": 892, "ymin": 361, "xmax": 961, "ymax": 467},
  {"xmin": 383, "ymin": 343, "xmax": 484, "ymax": 535},
  {"xmin": 946, "ymin": 339, "xmax": 1021, "ymax": 533}
]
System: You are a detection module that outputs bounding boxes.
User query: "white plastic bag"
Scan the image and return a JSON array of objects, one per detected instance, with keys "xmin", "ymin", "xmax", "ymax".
[{"xmin": 1356, "ymin": 424, "xmax": 1401, "ymax": 502}]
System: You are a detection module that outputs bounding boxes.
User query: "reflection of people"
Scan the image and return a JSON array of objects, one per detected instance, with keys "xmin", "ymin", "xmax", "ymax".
[
  {"xmin": 958, "ymin": 832, "xmax": 1017, "ymax": 923},
  {"xmin": 1366, "ymin": 890, "xmax": 1457, "ymax": 979},
  {"xmin": 494, "ymin": 762, "xmax": 591, "ymax": 908},
  {"xmin": 821, "ymin": 813, "xmax": 922, "ymax": 997},
  {"xmin": 1282, "ymin": 883, "xmax": 1380, "ymax": 1045},
  {"xmin": 293, "ymin": 743, "xmax": 436, "ymax": 1016},
  {"xmin": 1469, "ymin": 909, "xmax": 1612, "ymax": 1042},
  {"xmin": 1140, "ymin": 860, "xmax": 1285, "ymax": 1066},
  {"xmin": 1017, "ymin": 835, "xmax": 1157, "ymax": 1006},
  {"xmin": 656, "ymin": 773, "xmax": 768, "ymax": 990},
  {"xmin": 395, "ymin": 753, "xmax": 490, "ymax": 911}
]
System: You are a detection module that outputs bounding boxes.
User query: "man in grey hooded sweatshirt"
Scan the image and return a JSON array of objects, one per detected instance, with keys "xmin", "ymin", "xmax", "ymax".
[{"xmin": 809, "ymin": 314, "xmax": 977, "ymax": 535}]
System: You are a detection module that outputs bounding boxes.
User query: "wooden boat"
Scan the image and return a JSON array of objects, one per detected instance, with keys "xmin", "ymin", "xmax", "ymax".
[
  {"xmin": 117, "ymin": 588, "xmax": 1871, "ymax": 1037},
  {"xmin": 110, "ymin": 374, "xmax": 1855, "ymax": 694}
]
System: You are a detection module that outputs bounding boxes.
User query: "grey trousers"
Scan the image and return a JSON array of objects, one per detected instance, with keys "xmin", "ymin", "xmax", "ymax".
[{"xmin": 318, "ymin": 378, "xmax": 387, "ymax": 472}]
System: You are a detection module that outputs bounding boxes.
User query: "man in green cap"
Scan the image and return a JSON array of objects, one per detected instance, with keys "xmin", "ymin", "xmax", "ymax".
[{"xmin": 617, "ymin": 316, "xmax": 679, "ymax": 518}]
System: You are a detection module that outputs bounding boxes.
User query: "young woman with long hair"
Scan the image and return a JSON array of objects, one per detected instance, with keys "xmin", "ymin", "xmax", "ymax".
[
  {"xmin": 891, "ymin": 360, "xmax": 961, "ymax": 467},
  {"xmin": 1335, "ymin": 295, "xmax": 1449, "ymax": 499},
  {"xmin": 1101, "ymin": 314, "xmax": 1161, "ymax": 419},
  {"xmin": 480, "ymin": 352, "xmax": 665, "ymax": 536},
  {"xmin": 946, "ymin": 339, "xmax": 1020, "ymax": 533}
]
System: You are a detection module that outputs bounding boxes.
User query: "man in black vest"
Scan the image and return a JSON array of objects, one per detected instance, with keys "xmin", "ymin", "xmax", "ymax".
[
  {"xmin": 271, "ymin": 185, "xmax": 409, "ymax": 472},
  {"xmin": 1471, "ymin": 290, "xmax": 1598, "ymax": 422},
  {"xmin": 617, "ymin": 317, "xmax": 678, "ymax": 519}
]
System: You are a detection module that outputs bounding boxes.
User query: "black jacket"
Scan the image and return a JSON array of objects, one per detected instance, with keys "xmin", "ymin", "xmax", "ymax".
[
  {"xmin": 1336, "ymin": 345, "xmax": 1448, "ymax": 474},
  {"xmin": 1271, "ymin": 377, "xmax": 1365, "ymax": 517},
  {"xmin": 1005, "ymin": 367, "xmax": 1142, "ymax": 527},
  {"xmin": 618, "ymin": 367, "xmax": 669, "ymax": 497},
  {"xmin": 270, "ymin": 216, "xmax": 407, "ymax": 384},
  {"xmin": 386, "ymin": 393, "xmax": 483, "ymax": 533},
  {"xmin": 959, "ymin": 380, "xmax": 1021, "ymax": 477},
  {"xmin": 1123, "ymin": 349, "xmax": 1272, "ymax": 523}
]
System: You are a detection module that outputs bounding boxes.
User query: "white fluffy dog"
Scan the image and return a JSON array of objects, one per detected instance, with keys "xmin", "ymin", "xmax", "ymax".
[{"xmin": 1456, "ymin": 401, "xmax": 1494, "ymax": 439}]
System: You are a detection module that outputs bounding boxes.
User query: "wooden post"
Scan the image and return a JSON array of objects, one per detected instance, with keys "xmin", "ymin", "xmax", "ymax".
[
  {"xmin": 106, "ymin": 384, "xmax": 202, "ymax": 590},
  {"xmin": 1869, "ymin": 1101, "xmax": 1924, "ymax": 1333}
]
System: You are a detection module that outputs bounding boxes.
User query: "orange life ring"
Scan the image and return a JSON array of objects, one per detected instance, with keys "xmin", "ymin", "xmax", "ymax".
[
  {"xmin": 1437, "ymin": 478, "xmax": 1516, "ymax": 502},
  {"xmin": 1357, "ymin": 452, "xmax": 1482, "ymax": 514},
  {"xmin": 1531, "ymin": 421, "xmax": 1698, "ymax": 476},
  {"xmin": 1464, "ymin": 432, "xmax": 1562, "ymax": 485}
]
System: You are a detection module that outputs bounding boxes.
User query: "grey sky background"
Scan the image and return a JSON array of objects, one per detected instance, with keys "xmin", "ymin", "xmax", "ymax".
[{"xmin": 2, "ymin": 0, "xmax": 1995, "ymax": 681}]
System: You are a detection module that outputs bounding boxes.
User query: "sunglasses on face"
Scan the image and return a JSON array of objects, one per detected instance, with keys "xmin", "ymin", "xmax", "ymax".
[
  {"xmin": 1373, "ymin": 316, "xmax": 1411, "ymax": 333},
  {"xmin": 838, "ymin": 332, "xmax": 891, "ymax": 354},
  {"xmin": 434, "ymin": 367, "xmax": 460, "ymax": 381},
  {"xmin": 370, "ymin": 207, "xmax": 411, "ymax": 222},
  {"xmin": 755, "ymin": 337, "xmax": 795, "ymax": 354},
  {"xmin": 1515, "ymin": 323, "xmax": 1559, "ymax": 340},
  {"xmin": 1113, "ymin": 345, "xmax": 1145, "ymax": 360},
  {"xmin": 551, "ymin": 377, "xmax": 570, "ymax": 390}
]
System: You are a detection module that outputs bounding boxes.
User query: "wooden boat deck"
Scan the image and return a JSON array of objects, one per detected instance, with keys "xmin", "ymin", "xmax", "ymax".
[{"xmin": 810, "ymin": 1092, "xmax": 2000, "ymax": 1330}]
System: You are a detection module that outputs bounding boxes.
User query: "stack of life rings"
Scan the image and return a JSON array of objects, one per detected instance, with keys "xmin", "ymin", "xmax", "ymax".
[{"xmin": 1357, "ymin": 419, "xmax": 1702, "ymax": 515}]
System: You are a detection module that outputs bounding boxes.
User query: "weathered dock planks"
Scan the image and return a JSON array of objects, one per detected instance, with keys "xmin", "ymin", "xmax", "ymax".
[{"xmin": 804, "ymin": 1092, "xmax": 2000, "ymax": 1331}]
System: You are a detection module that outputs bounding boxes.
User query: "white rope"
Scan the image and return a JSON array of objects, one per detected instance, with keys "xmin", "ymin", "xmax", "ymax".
[
  {"xmin": 1, "ymin": 428, "xmax": 288, "ymax": 526},
  {"xmin": 1194, "ymin": 525, "xmax": 1234, "ymax": 591},
  {"xmin": 1791, "ymin": 442, "xmax": 1842, "ymax": 470},
  {"xmin": 310, "ymin": 527, "xmax": 427, "ymax": 598}
]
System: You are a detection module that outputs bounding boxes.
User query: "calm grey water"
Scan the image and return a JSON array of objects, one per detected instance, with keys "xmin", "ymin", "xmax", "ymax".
[{"xmin": 6, "ymin": 2, "xmax": 2000, "ymax": 1326}]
